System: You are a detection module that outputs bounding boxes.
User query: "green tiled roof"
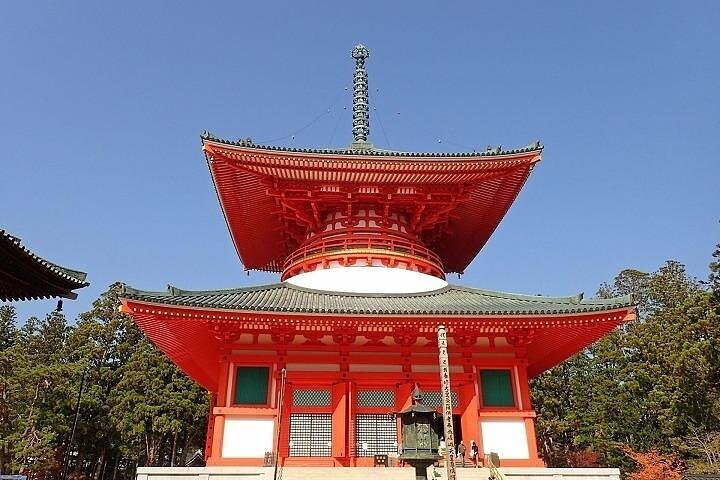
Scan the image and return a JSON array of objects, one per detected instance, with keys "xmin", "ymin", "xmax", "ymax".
[
  {"xmin": 201, "ymin": 131, "xmax": 543, "ymax": 158},
  {"xmin": 120, "ymin": 282, "xmax": 632, "ymax": 316},
  {"xmin": 1, "ymin": 229, "xmax": 89, "ymax": 301}
]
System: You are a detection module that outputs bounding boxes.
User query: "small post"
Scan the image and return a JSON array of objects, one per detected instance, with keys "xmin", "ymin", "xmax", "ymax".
[
  {"xmin": 62, "ymin": 360, "xmax": 90, "ymax": 480},
  {"xmin": 437, "ymin": 325, "xmax": 457, "ymax": 480}
]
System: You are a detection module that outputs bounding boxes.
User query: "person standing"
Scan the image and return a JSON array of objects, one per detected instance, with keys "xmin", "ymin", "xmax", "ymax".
[
  {"xmin": 457, "ymin": 440, "xmax": 467, "ymax": 467},
  {"xmin": 470, "ymin": 440, "xmax": 479, "ymax": 467}
]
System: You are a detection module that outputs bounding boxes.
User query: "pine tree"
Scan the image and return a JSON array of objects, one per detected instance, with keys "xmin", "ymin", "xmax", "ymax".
[
  {"xmin": 532, "ymin": 250, "xmax": 720, "ymax": 474},
  {"xmin": 0, "ymin": 305, "xmax": 18, "ymax": 474},
  {"xmin": 4, "ymin": 311, "xmax": 75, "ymax": 476},
  {"xmin": 109, "ymin": 338, "xmax": 208, "ymax": 466},
  {"xmin": 62, "ymin": 283, "xmax": 145, "ymax": 480}
]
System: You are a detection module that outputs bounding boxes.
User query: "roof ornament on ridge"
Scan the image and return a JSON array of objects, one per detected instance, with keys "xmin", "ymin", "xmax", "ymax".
[{"xmin": 350, "ymin": 44, "xmax": 372, "ymax": 150}]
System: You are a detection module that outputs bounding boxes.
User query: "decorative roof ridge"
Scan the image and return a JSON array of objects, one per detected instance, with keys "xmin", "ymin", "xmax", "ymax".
[
  {"xmin": 48, "ymin": 263, "xmax": 89, "ymax": 283},
  {"xmin": 119, "ymin": 281, "xmax": 453, "ymax": 299},
  {"xmin": 119, "ymin": 282, "xmax": 288, "ymax": 298},
  {"xmin": 119, "ymin": 281, "xmax": 632, "ymax": 307},
  {"xmin": 1, "ymin": 229, "xmax": 89, "ymax": 286},
  {"xmin": 449, "ymin": 284, "xmax": 633, "ymax": 306},
  {"xmin": 200, "ymin": 131, "xmax": 543, "ymax": 158}
]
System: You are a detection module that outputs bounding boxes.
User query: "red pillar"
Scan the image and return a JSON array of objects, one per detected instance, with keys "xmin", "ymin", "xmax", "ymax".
[
  {"xmin": 516, "ymin": 361, "xmax": 543, "ymax": 466},
  {"xmin": 524, "ymin": 416, "xmax": 544, "ymax": 466},
  {"xmin": 208, "ymin": 415, "xmax": 225, "ymax": 464},
  {"xmin": 217, "ymin": 358, "xmax": 231, "ymax": 407},
  {"xmin": 207, "ymin": 358, "xmax": 230, "ymax": 465},
  {"xmin": 331, "ymin": 381, "xmax": 348, "ymax": 464},
  {"xmin": 278, "ymin": 381, "xmax": 293, "ymax": 462},
  {"xmin": 204, "ymin": 393, "xmax": 217, "ymax": 460},
  {"xmin": 459, "ymin": 382, "xmax": 480, "ymax": 454}
]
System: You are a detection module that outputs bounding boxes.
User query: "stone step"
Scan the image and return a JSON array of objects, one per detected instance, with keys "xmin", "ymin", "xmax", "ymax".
[
  {"xmin": 137, "ymin": 466, "xmax": 620, "ymax": 480},
  {"xmin": 278, "ymin": 467, "xmax": 413, "ymax": 480}
]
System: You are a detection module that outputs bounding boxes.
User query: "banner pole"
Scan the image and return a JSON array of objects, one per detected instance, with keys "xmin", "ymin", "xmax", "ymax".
[{"xmin": 437, "ymin": 325, "xmax": 457, "ymax": 480}]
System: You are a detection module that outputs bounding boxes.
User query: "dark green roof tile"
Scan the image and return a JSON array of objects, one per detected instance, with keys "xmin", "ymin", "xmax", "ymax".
[
  {"xmin": 120, "ymin": 282, "xmax": 632, "ymax": 316},
  {"xmin": 200, "ymin": 131, "xmax": 543, "ymax": 158},
  {"xmin": 1, "ymin": 229, "xmax": 89, "ymax": 301}
]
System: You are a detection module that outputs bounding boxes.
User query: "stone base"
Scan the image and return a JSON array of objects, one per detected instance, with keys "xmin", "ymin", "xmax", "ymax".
[{"xmin": 137, "ymin": 466, "xmax": 620, "ymax": 480}]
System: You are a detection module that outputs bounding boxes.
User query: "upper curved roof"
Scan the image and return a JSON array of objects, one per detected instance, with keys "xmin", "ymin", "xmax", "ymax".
[
  {"xmin": 1, "ymin": 229, "xmax": 89, "ymax": 301},
  {"xmin": 202, "ymin": 134, "xmax": 542, "ymax": 274},
  {"xmin": 201, "ymin": 131, "xmax": 543, "ymax": 158}
]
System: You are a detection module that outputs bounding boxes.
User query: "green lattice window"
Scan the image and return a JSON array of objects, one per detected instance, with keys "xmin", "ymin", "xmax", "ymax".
[
  {"xmin": 480, "ymin": 370, "xmax": 514, "ymax": 407},
  {"xmin": 234, "ymin": 366, "xmax": 269, "ymax": 405}
]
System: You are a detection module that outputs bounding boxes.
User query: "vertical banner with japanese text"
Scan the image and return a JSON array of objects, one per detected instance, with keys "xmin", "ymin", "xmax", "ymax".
[{"xmin": 437, "ymin": 325, "xmax": 457, "ymax": 480}]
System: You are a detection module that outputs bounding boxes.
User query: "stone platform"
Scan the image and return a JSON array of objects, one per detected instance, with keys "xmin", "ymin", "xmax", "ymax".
[{"xmin": 137, "ymin": 466, "xmax": 620, "ymax": 480}]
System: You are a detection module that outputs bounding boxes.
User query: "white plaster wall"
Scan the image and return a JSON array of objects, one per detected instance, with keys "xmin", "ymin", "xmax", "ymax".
[
  {"xmin": 285, "ymin": 266, "xmax": 447, "ymax": 293},
  {"xmin": 221, "ymin": 418, "xmax": 274, "ymax": 458},
  {"xmin": 480, "ymin": 419, "xmax": 530, "ymax": 459}
]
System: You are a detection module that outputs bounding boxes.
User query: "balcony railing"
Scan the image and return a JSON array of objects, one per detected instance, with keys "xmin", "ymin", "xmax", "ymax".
[{"xmin": 282, "ymin": 229, "xmax": 444, "ymax": 280}]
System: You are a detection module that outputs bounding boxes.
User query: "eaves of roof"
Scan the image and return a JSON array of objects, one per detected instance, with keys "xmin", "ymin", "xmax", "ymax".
[
  {"xmin": 200, "ymin": 132, "xmax": 543, "ymax": 159},
  {"xmin": 1, "ymin": 229, "xmax": 89, "ymax": 301},
  {"xmin": 201, "ymin": 135, "xmax": 542, "ymax": 274},
  {"xmin": 119, "ymin": 282, "xmax": 633, "ymax": 317}
]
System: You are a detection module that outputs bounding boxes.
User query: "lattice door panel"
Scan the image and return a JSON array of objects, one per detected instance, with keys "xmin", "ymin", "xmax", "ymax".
[
  {"xmin": 355, "ymin": 413, "xmax": 397, "ymax": 456},
  {"xmin": 422, "ymin": 390, "xmax": 458, "ymax": 408},
  {"xmin": 289, "ymin": 413, "xmax": 332, "ymax": 457},
  {"xmin": 357, "ymin": 390, "xmax": 395, "ymax": 407},
  {"xmin": 292, "ymin": 389, "xmax": 331, "ymax": 407}
]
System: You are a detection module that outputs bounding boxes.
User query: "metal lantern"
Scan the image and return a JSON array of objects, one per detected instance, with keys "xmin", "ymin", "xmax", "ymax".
[{"xmin": 398, "ymin": 386, "xmax": 442, "ymax": 480}]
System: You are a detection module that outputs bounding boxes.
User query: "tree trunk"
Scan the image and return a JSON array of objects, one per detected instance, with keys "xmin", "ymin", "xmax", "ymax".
[
  {"xmin": 145, "ymin": 434, "xmax": 152, "ymax": 466},
  {"xmin": 170, "ymin": 432, "xmax": 178, "ymax": 467},
  {"xmin": 93, "ymin": 448, "xmax": 106, "ymax": 480},
  {"xmin": 181, "ymin": 436, "xmax": 191, "ymax": 467},
  {"xmin": 111, "ymin": 456, "xmax": 119, "ymax": 480},
  {"xmin": 147, "ymin": 434, "xmax": 163, "ymax": 466},
  {"xmin": 76, "ymin": 448, "xmax": 88, "ymax": 477}
]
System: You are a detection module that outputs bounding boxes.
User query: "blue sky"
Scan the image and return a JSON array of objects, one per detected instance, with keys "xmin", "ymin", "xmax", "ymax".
[{"xmin": 2, "ymin": 2, "xmax": 718, "ymax": 323}]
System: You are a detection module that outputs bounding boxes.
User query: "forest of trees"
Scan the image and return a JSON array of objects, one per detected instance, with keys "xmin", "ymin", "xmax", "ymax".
[
  {"xmin": 531, "ymin": 243, "xmax": 720, "ymax": 478},
  {"xmin": 0, "ymin": 285, "xmax": 208, "ymax": 480},
  {"xmin": 0, "ymin": 243, "xmax": 718, "ymax": 479}
]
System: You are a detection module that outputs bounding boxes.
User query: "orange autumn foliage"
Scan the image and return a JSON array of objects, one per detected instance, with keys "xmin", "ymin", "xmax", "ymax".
[
  {"xmin": 622, "ymin": 446, "xmax": 684, "ymax": 480},
  {"xmin": 565, "ymin": 449, "xmax": 601, "ymax": 468}
]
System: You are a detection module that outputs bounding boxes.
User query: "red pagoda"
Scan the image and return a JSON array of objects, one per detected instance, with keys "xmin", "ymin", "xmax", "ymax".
[{"xmin": 120, "ymin": 45, "xmax": 634, "ymax": 470}]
